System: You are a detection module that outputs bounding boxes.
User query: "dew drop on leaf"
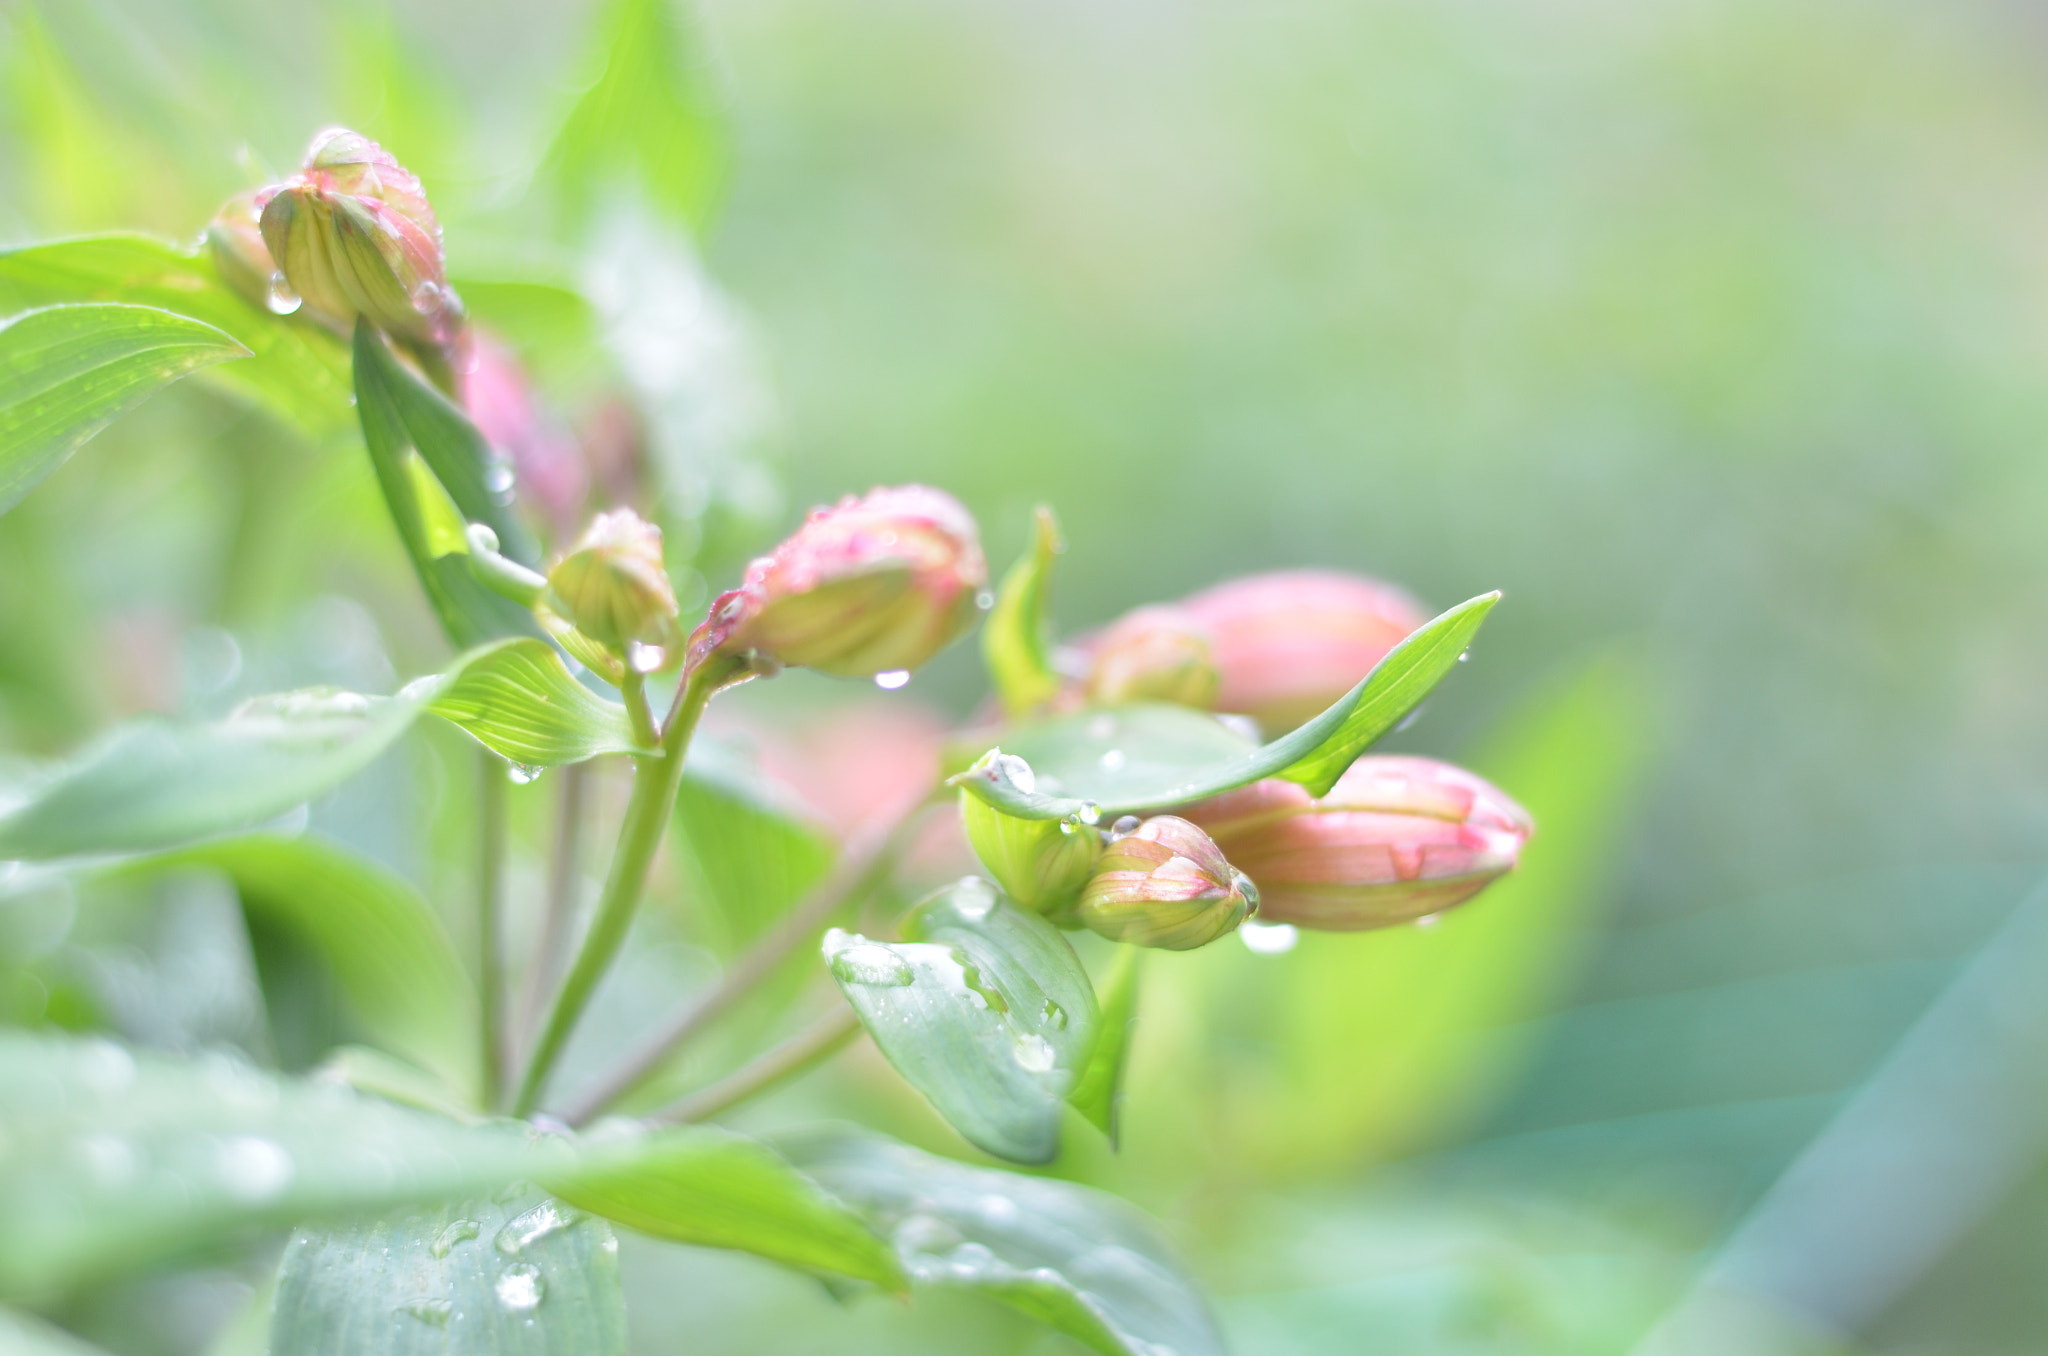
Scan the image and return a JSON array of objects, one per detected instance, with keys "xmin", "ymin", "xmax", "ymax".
[
  {"xmin": 1013, "ymin": 1033, "xmax": 1057, "ymax": 1073},
  {"xmin": 1077, "ymin": 801, "xmax": 1102, "ymax": 825},
  {"xmin": 1040, "ymin": 999, "xmax": 1068, "ymax": 1030},
  {"xmin": 1239, "ymin": 921, "xmax": 1298, "ymax": 955},
  {"xmin": 266, "ymin": 272, "xmax": 301, "ymax": 315},
  {"xmin": 828, "ymin": 939, "xmax": 914, "ymax": 988},
  {"xmin": 400, "ymin": 1298, "xmax": 453, "ymax": 1326},
  {"xmin": 430, "ymin": 1218, "xmax": 479, "ymax": 1258},
  {"xmin": 495, "ymin": 1199, "xmax": 583, "ymax": 1255},
  {"xmin": 494, "ymin": 1264, "xmax": 545, "ymax": 1311},
  {"xmin": 506, "ymin": 762, "xmax": 545, "ymax": 786}
]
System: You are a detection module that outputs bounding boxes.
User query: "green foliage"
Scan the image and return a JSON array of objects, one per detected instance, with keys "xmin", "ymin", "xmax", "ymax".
[
  {"xmin": 424, "ymin": 639, "xmax": 655, "ymax": 766},
  {"xmin": 1070, "ymin": 944, "xmax": 1142, "ymax": 1145},
  {"xmin": 982, "ymin": 506, "xmax": 1064, "ymax": 717},
  {"xmin": 0, "ymin": 303, "xmax": 245, "ymax": 516}
]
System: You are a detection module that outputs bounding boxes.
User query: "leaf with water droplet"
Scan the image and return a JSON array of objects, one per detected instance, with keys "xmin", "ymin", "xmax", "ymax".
[
  {"xmin": 430, "ymin": 1218, "xmax": 480, "ymax": 1258},
  {"xmin": 419, "ymin": 636, "xmax": 657, "ymax": 768}
]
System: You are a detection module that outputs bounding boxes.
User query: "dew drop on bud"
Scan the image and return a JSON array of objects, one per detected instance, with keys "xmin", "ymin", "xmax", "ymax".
[
  {"xmin": 506, "ymin": 762, "xmax": 545, "ymax": 785},
  {"xmin": 1077, "ymin": 801, "xmax": 1102, "ymax": 826},
  {"xmin": 874, "ymin": 669, "xmax": 911, "ymax": 690},
  {"xmin": 1415, "ymin": 911, "xmax": 1443, "ymax": 929},
  {"xmin": 1109, "ymin": 815, "xmax": 1141, "ymax": 838},
  {"xmin": 483, "ymin": 461, "xmax": 516, "ymax": 497},
  {"xmin": 1240, "ymin": 921, "xmax": 1299, "ymax": 955},
  {"xmin": 266, "ymin": 272, "xmax": 302, "ymax": 315}
]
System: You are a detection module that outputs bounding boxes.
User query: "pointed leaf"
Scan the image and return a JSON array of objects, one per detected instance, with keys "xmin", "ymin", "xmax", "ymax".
[
  {"xmin": 824, "ymin": 878, "xmax": 1099, "ymax": 1164},
  {"xmin": 783, "ymin": 1130, "xmax": 1224, "ymax": 1356},
  {"xmin": 1069, "ymin": 946, "xmax": 1142, "ymax": 1145},
  {"xmin": 955, "ymin": 591, "xmax": 1501, "ymax": 818},
  {"xmin": 983, "ymin": 506, "xmax": 1064, "ymax": 717},
  {"xmin": 0, "ymin": 303, "xmax": 246, "ymax": 515},
  {"xmin": 422, "ymin": 638, "xmax": 654, "ymax": 767}
]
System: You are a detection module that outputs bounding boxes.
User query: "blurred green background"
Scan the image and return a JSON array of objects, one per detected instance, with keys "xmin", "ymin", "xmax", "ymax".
[{"xmin": 7, "ymin": 0, "xmax": 2048, "ymax": 1351}]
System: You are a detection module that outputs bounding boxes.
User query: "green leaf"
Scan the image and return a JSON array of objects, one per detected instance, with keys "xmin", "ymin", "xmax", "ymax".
[
  {"xmin": 824, "ymin": 879, "xmax": 1100, "ymax": 1164},
  {"xmin": 0, "ymin": 1306, "xmax": 117, "ymax": 1356},
  {"xmin": 423, "ymin": 638, "xmax": 654, "ymax": 767},
  {"xmin": 672, "ymin": 735, "xmax": 835, "ymax": 951},
  {"xmin": 0, "ymin": 235, "xmax": 355, "ymax": 442},
  {"xmin": 269, "ymin": 1186, "xmax": 625, "ymax": 1354},
  {"xmin": 982, "ymin": 506, "xmax": 1065, "ymax": 718},
  {"xmin": 0, "ymin": 1030, "xmax": 573, "ymax": 1299},
  {"xmin": 0, "ymin": 688, "xmax": 432, "ymax": 861},
  {"xmin": 1069, "ymin": 946, "xmax": 1142, "ymax": 1146},
  {"xmin": 550, "ymin": 1126, "xmax": 905, "ymax": 1290},
  {"xmin": 352, "ymin": 320, "xmax": 543, "ymax": 649},
  {"xmin": 956, "ymin": 591, "xmax": 1501, "ymax": 818},
  {"xmin": 0, "ymin": 303, "xmax": 246, "ymax": 516},
  {"xmin": 783, "ymin": 1130, "xmax": 1224, "ymax": 1356},
  {"xmin": 535, "ymin": 0, "xmax": 728, "ymax": 237}
]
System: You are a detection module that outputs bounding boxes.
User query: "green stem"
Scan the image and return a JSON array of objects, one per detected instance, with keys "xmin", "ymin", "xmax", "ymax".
[
  {"xmin": 620, "ymin": 670, "xmax": 659, "ymax": 750},
  {"xmin": 518, "ymin": 759, "xmax": 589, "ymax": 1047},
  {"xmin": 511, "ymin": 665, "xmax": 720, "ymax": 1116},
  {"xmin": 478, "ymin": 750, "xmax": 508, "ymax": 1110},
  {"xmin": 647, "ymin": 1006, "xmax": 861, "ymax": 1126}
]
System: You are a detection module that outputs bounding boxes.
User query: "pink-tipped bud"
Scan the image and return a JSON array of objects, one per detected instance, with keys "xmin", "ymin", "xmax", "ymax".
[
  {"xmin": 1184, "ymin": 756, "xmax": 1531, "ymax": 931},
  {"xmin": 1083, "ymin": 605, "xmax": 1220, "ymax": 708},
  {"xmin": 205, "ymin": 188, "xmax": 289, "ymax": 316},
  {"xmin": 259, "ymin": 128, "xmax": 463, "ymax": 347},
  {"xmin": 713, "ymin": 485, "xmax": 988, "ymax": 679},
  {"xmin": 546, "ymin": 509, "xmax": 681, "ymax": 654},
  {"xmin": 1076, "ymin": 815, "xmax": 1257, "ymax": 950},
  {"xmin": 1180, "ymin": 570, "xmax": 1429, "ymax": 733}
]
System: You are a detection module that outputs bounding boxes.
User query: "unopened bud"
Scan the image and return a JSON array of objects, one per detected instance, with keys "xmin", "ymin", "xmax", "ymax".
[
  {"xmin": 206, "ymin": 189, "xmax": 290, "ymax": 317},
  {"xmin": 960, "ymin": 762, "xmax": 1101, "ymax": 916},
  {"xmin": 1083, "ymin": 605, "xmax": 1219, "ymax": 708},
  {"xmin": 1075, "ymin": 815, "xmax": 1256, "ymax": 950},
  {"xmin": 1180, "ymin": 570, "xmax": 1428, "ymax": 733},
  {"xmin": 712, "ymin": 485, "xmax": 987, "ymax": 679},
  {"xmin": 1183, "ymin": 756, "xmax": 1531, "ymax": 930},
  {"xmin": 259, "ymin": 128, "xmax": 463, "ymax": 347},
  {"xmin": 546, "ymin": 509, "xmax": 681, "ymax": 653}
]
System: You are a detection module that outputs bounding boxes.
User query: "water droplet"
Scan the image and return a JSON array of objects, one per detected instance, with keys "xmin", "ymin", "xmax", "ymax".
[
  {"xmin": 430, "ymin": 1218, "xmax": 480, "ymax": 1258},
  {"xmin": 1393, "ymin": 705, "xmax": 1424, "ymax": 733},
  {"xmin": 975, "ymin": 590, "xmax": 995, "ymax": 610},
  {"xmin": 896, "ymin": 1213, "xmax": 964, "ymax": 1255},
  {"xmin": 494, "ymin": 1264, "xmax": 544, "ymax": 1311},
  {"xmin": 827, "ymin": 936, "xmax": 914, "ymax": 987},
  {"xmin": 496, "ymin": 1199, "xmax": 583, "ymax": 1255},
  {"xmin": 626, "ymin": 641, "xmax": 667, "ymax": 674},
  {"xmin": 1013, "ymin": 1033, "xmax": 1057, "ymax": 1074},
  {"xmin": 1077, "ymin": 802, "xmax": 1102, "ymax": 826},
  {"xmin": 1040, "ymin": 1000, "xmax": 1068, "ymax": 1030},
  {"xmin": 983, "ymin": 751, "xmax": 1035, "ymax": 794},
  {"xmin": 1098, "ymin": 749, "xmax": 1126, "ymax": 772},
  {"xmin": 483, "ymin": 462, "xmax": 516, "ymax": 496},
  {"xmin": 1457, "ymin": 649, "xmax": 1471, "ymax": 663},
  {"xmin": 980, "ymin": 1194, "xmax": 1021, "ymax": 1225},
  {"xmin": 948, "ymin": 1241, "xmax": 996, "ymax": 1278},
  {"xmin": 266, "ymin": 272, "xmax": 302, "ymax": 315},
  {"xmin": 216, "ymin": 1135, "xmax": 294, "ymax": 1202},
  {"xmin": 506, "ymin": 762, "xmax": 545, "ymax": 785},
  {"xmin": 1109, "ymin": 815, "xmax": 1141, "ymax": 838},
  {"xmin": 874, "ymin": 669, "xmax": 911, "ymax": 690},
  {"xmin": 1415, "ymin": 912, "xmax": 1443, "ymax": 929},
  {"xmin": 1239, "ymin": 921, "xmax": 1298, "ymax": 955},
  {"xmin": 950, "ymin": 877, "xmax": 999, "ymax": 921},
  {"xmin": 400, "ymin": 1298, "xmax": 453, "ymax": 1326}
]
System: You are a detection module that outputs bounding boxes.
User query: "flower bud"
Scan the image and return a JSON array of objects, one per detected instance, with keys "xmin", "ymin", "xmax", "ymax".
[
  {"xmin": 1083, "ymin": 606, "xmax": 1220, "ymax": 708},
  {"xmin": 960, "ymin": 759, "xmax": 1101, "ymax": 915},
  {"xmin": 716, "ymin": 485, "xmax": 988, "ymax": 679},
  {"xmin": 259, "ymin": 128, "xmax": 463, "ymax": 347},
  {"xmin": 546, "ymin": 509, "xmax": 681, "ymax": 655},
  {"xmin": 461, "ymin": 332, "xmax": 587, "ymax": 536},
  {"xmin": 1180, "ymin": 570, "xmax": 1428, "ymax": 733},
  {"xmin": 1075, "ymin": 815, "xmax": 1256, "ymax": 950},
  {"xmin": 1183, "ymin": 756, "xmax": 1531, "ymax": 930},
  {"xmin": 205, "ymin": 189, "xmax": 288, "ymax": 316}
]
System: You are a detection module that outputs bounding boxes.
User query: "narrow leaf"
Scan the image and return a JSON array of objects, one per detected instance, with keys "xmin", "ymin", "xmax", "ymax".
[
  {"xmin": 783, "ymin": 1130, "xmax": 1225, "ymax": 1356},
  {"xmin": 550, "ymin": 1127, "xmax": 905, "ymax": 1290},
  {"xmin": 672, "ymin": 734, "xmax": 835, "ymax": 952},
  {"xmin": 0, "ymin": 1307, "xmax": 117, "ymax": 1356},
  {"xmin": 982, "ymin": 506, "xmax": 1064, "ymax": 718},
  {"xmin": 955, "ymin": 591, "xmax": 1501, "ymax": 818},
  {"xmin": 404, "ymin": 450, "xmax": 472, "ymax": 557},
  {"xmin": 824, "ymin": 879, "xmax": 1099, "ymax": 1164},
  {"xmin": 422, "ymin": 638, "xmax": 654, "ymax": 767},
  {"xmin": 1069, "ymin": 946, "xmax": 1142, "ymax": 1146},
  {"xmin": 0, "ymin": 303, "xmax": 246, "ymax": 515},
  {"xmin": 270, "ymin": 1187, "xmax": 625, "ymax": 1354}
]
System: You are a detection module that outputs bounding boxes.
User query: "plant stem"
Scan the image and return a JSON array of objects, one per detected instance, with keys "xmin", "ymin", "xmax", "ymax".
[
  {"xmin": 560, "ymin": 792, "xmax": 937, "ymax": 1126},
  {"xmin": 477, "ymin": 750, "xmax": 508, "ymax": 1110},
  {"xmin": 620, "ymin": 669, "xmax": 659, "ymax": 750},
  {"xmin": 647, "ymin": 1006, "xmax": 861, "ymax": 1126},
  {"xmin": 517, "ymin": 759, "xmax": 589, "ymax": 1050},
  {"xmin": 511, "ymin": 665, "xmax": 720, "ymax": 1116}
]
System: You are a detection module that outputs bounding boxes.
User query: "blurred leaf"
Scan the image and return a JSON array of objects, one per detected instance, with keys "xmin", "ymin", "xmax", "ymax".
[
  {"xmin": 0, "ymin": 688, "xmax": 431, "ymax": 861},
  {"xmin": 269, "ymin": 1186, "xmax": 624, "ymax": 1354},
  {"xmin": 671, "ymin": 735, "xmax": 835, "ymax": 951},
  {"xmin": 0, "ymin": 303, "xmax": 246, "ymax": 516},
  {"xmin": 535, "ymin": 0, "xmax": 727, "ymax": 238},
  {"xmin": 784, "ymin": 1129, "xmax": 1224, "ymax": 1356},
  {"xmin": 0, "ymin": 235, "xmax": 354, "ymax": 440},
  {"xmin": 0, "ymin": 1030, "xmax": 573, "ymax": 1299},
  {"xmin": 352, "ymin": 320, "xmax": 542, "ymax": 648},
  {"xmin": 824, "ymin": 879, "xmax": 1099, "ymax": 1164},
  {"xmin": 956, "ymin": 592, "xmax": 1500, "ymax": 818},
  {"xmin": 551, "ymin": 1126, "xmax": 905, "ymax": 1289},
  {"xmin": 1070, "ymin": 946, "xmax": 1141, "ymax": 1146},
  {"xmin": 0, "ymin": 1306, "xmax": 116, "ymax": 1355},
  {"xmin": 404, "ymin": 450, "xmax": 472, "ymax": 557},
  {"xmin": 152, "ymin": 836, "xmax": 476, "ymax": 1096},
  {"xmin": 423, "ymin": 638, "xmax": 654, "ymax": 767},
  {"xmin": 452, "ymin": 277, "xmax": 603, "ymax": 389},
  {"xmin": 983, "ymin": 506, "xmax": 1064, "ymax": 718}
]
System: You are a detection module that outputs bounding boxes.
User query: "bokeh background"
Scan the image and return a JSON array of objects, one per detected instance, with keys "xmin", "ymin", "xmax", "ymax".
[{"xmin": 6, "ymin": 0, "xmax": 2048, "ymax": 1351}]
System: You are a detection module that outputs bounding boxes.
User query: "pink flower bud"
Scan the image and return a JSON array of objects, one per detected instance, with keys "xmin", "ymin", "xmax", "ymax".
[
  {"xmin": 460, "ymin": 332, "xmax": 588, "ymax": 537},
  {"xmin": 546, "ymin": 509, "xmax": 681, "ymax": 653},
  {"xmin": 1183, "ymin": 756, "xmax": 1531, "ymax": 930},
  {"xmin": 1083, "ymin": 605, "xmax": 1220, "ymax": 708},
  {"xmin": 205, "ymin": 189, "xmax": 288, "ymax": 316},
  {"xmin": 1180, "ymin": 570, "xmax": 1429, "ymax": 733},
  {"xmin": 1076, "ymin": 815, "xmax": 1257, "ymax": 950},
  {"xmin": 259, "ymin": 128, "xmax": 463, "ymax": 347},
  {"xmin": 709, "ymin": 485, "xmax": 988, "ymax": 679}
]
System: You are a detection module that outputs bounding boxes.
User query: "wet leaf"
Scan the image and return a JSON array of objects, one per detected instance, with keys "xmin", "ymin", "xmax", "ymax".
[
  {"xmin": 0, "ymin": 303, "xmax": 246, "ymax": 516},
  {"xmin": 422, "ymin": 638, "xmax": 654, "ymax": 767},
  {"xmin": 955, "ymin": 591, "xmax": 1500, "ymax": 819},
  {"xmin": 0, "ymin": 1306, "xmax": 116, "ymax": 1355},
  {"xmin": 671, "ymin": 734, "xmax": 835, "ymax": 952},
  {"xmin": 783, "ymin": 1130, "xmax": 1224, "ymax": 1356},
  {"xmin": 1069, "ymin": 946, "xmax": 1142, "ymax": 1146},
  {"xmin": 982, "ymin": 506, "xmax": 1064, "ymax": 718},
  {"xmin": 824, "ymin": 878, "xmax": 1099, "ymax": 1164}
]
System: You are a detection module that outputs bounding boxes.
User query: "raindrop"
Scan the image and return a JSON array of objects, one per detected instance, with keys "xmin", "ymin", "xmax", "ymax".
[
  {"xmin": 1076, "ymin": 802, "xmax": 1102, "ymax": 826},
  {"xmin": 984, "ymin": 752, "xmax": 1035, "ymax": 794},
  {"xmin": 1393, "ymin": 705, "xmax": 1424, "ymax": 733},
  {"xmin": 506, "ymin": 762, "xmax": 545, "ymax": 786},
  {"xmin": 265, "ymin": 272, "xmax": 302, "ymax": 315},
  {"xmin": 1013, "ymin": 1033, "xmax": 1057, "ymax": 1074},
  {"xmin": 400, "ymin": 1298, "xmax": 453, "ymax": 1327},
  {"xmin": 1109, "ymin": 815, "xmax": 1141, "ymax": 838},
  {"xmin": 896, "ymin": 1213, "xmax": 964, "ymax": 1255},
  {"xmin": 951, "ymin": 877, "xmax": 999, "ymax": 921},
  {"xmin": 1098, "ymin": 749, "xmax": 1126, "ymax": 772},
  {"xmin": 1414, "ymin": 912, "xmax": 1443, "ymax": 929},
  {"xmin": 217, "ymin": 1135, "xmax": 294, "ymax": 1202},
  {"xmin": 975, "ymin": 590, "xmax": 995, "ymax": 610},
  {"xmin": 496, "ymin": 1199, "xmax": 583, "ymax": 1255},
  {"xmin": 494, "ymin": 1264, "xmax": 545, "ymax": 1312},
  {"xmin": 874, "ymin": 669, "xmax": 911, "ymax": 690},
  {"xmin": 1239, "ymin": 921, "xmax": 1299, "ymax": 955},
  {"xmin": 626, "ymin": 641, "xmax": 667, "ymax": 674},
  {"xmin": 1457, "ymin": 649, "xmax": 1471, "ymax": 663},
  {"xmin": 828, "ymin": 938, "xmax": 914, "ymax": 987},
  {"xmin": 430, "ymin": 1218, "xmax": 479, "ymax": 1258},
  {"xmin": 980, "ymin": 1195, "xmax": 1020, "ymax": 1225},
  {"xmin": 1040, "ymin": 1000, "xmax": 1068, "ymax": 1030},
  {"xmin": 482, "ymin": 462, "xmax": 516, "ymax": 496},
  {"xmin": 947, "ymin": 1242, "xmax": 997, "ymax": 1279}
]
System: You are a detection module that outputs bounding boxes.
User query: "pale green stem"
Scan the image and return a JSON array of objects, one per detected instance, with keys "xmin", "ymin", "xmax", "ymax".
[
  {"xmin": 478, "ymin": 750, "xmax": 508, "ymax": 1110},
  {"xmin": 517, "ymin": 759, "xmax": 589, "ymax": 1049},
  {"xmin": 620, "ymin": 669, "xmax": 659, "ymax": 750},
  {"xmin": 647, "ymin": 1006, "xmax": 861, "ymax": 1126}
]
